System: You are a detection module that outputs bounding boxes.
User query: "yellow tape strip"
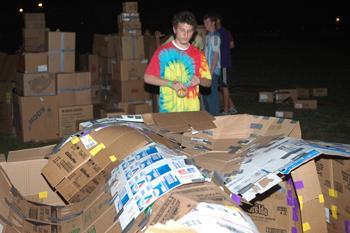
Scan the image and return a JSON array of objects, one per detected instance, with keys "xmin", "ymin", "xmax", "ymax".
[
  {"xmin": 328, "ymin": 188, "xmax": 338, "ymax": 198},
  {"xmin": 319, "ymin": 194, "xmax": 324, "ymax": 203},
  {"xmin": 38, "ymin": 191, "xmax": 48, "ymax": 199},
  {"xmin": 71, "ymin": 136, "xmax": 80, "ymax": 145},
  {"xmin": 109, "ymin": 155, "xmax": 118, "ymax": 162},
  {"xmin": 298, "ymin": 195, "xmax": 303, "ymax": 210},
  {"xmin": 302, "ymin": 222, "xmax": 311, "ymax": 232},
  {"xmin": 331, "ymin": 205, "xmax": 338, "ymax": 219},
  {"xmin": 90, "ymin": 143, "xmax": 106, "ymax": 156}
]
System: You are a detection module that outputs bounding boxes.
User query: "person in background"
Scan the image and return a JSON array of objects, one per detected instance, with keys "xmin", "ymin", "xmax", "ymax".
[
  {"xmin": 202, "ymin": 13, "xmax": 221, "ymax": 116},
  {"xmin": 144, "ymin": 11, "xmax": 211, "ymax": 113},
  {"xmin": 216, "ymin": 14, "xmax": 238, "ymax": 114}
]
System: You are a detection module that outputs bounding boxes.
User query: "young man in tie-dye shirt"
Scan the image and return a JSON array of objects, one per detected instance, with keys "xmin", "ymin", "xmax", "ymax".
[{"xmin": 144, "ymin": 11, "xmax": 212, "ymax": 113}]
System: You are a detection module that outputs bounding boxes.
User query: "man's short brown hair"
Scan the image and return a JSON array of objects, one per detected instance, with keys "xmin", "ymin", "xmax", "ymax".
[{"xmin": 172, "ymin": 11, "xmax": 197, "ymax": 30}]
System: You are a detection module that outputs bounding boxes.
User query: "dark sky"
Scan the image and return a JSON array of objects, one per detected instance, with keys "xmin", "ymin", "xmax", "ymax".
[{"xmin": 1, "ymin": 0, "xmax": 348, "ymax": 53}]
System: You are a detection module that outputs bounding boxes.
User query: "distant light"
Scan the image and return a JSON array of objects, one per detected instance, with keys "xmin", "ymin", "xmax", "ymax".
[
  {"xmin": 18, "ymin": 8, "xmax": 23, "ymax": 13},
  {"xmin": 336, "ymin": 17, "xmax": 341, "ymax": 23},
  {"xmin": 38, "ymin": 2, "xmax": 43, "ymax": 7}
]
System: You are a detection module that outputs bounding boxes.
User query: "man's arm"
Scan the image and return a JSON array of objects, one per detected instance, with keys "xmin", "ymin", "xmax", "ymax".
[
  {"xmin": 210, "ymin": 51, "xmax": 219, "ymax": 74},
  {"xmin": 200, "ymin": 78, "xmax": 211, "ymax": 87}
]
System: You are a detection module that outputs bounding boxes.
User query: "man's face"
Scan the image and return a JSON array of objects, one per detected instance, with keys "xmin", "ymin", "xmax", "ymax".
[
  {"xmin": 173, "ymin": 22, "xmax": 194, "ymax": 46},
  {"xmin": 203, "ymin": 18, "xmax": 215, "ymax": 32}
]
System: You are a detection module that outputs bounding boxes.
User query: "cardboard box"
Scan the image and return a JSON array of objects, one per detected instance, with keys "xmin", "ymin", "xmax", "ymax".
[
  {"xmin": 111, "ymin": 79, "xmax": 150, "ymax": 102},
  {"xmin": 41, "ymin": 125, "xmax": 149, "ymax": 203},
  {"xmin": 122, "ymin": 1, "xmax": 138, "ymax": 12},
  {"xmin": 118, "ymin": 19, "xmax": 142, "ymax": 36},
  {"xmin": 89, "ymin": 54, "xmax": 100, "ymax": 84},
  {"xmin": 275, "ymin": 111, "xmax": 294, "ymax": 119},
  {"xmin": 294, "ymin": 100, "xmax": 317, "ymax": 109},
  {"xmin": 0, "ymin": 53, "xmax": 19, "ymax": 82},
  {"xmin": 296, "ymin": 88, "xmax": 310, "ymax": 99},
  {"xmin": 57, "ymin": 72, "xmax": 91, "ymax": 106},
  {"xmin": 14, "ymin": 95, "xmax": 59, "ymax": 142},
  {"xmin": 244, "ymin": 180, "xmax": 302, "ymax": 233},
  {"xmin": 312, "ymin": 88, "xmax": 328, "ymax": 97},
  {"xmin": 115, "ymin": 36, "xmax": 145, "ymax": 60},
  {"xmin": 58, "ymin": 104, "xmax": 93, "ymax": 137},
  {"xmin": 0, "ymin": 82, "xmax": 14, "ymax": 133},
  {"xmin": 48, "ymin": 31, "xmax": 76, "ymax": 73},
  {"xmin": 18, "ymin": 52, "xmax": 48, "ymax": 73},
  {"xmin": 24, "ymin": 13, "xmax": 45, "ymax": 28},
  {"xmin": 118, "ymin": 101, "xmax": 152, "ymax": 114},
  {"xmin": 112, "ymin": 59, "xmax": 147, "ymax": 81},
  {"xmin": 16, "ymin": 72, "xmax": 56, "ymax": 96},
  {"xmin": 144, "ymin": 35, "xmax": 157, "ymax": 61},
  {"xmin": 274, "ymin": 89, "xmax": 297, "ymax": 104},
  {"xmin": 92, "ymin": 34, "xmax": 117, "ymax": 58},
  {"xmin": 22, "ymin": 28, "xmax": 48, "ymax": 52},
  {"xmin": 258, "ymin": 91, "xmax": 273, "ymax": 103}
]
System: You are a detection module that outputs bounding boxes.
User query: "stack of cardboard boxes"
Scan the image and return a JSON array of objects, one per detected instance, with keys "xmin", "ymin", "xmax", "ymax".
[
  {"xmin": 258, "ymin": 87, "xmax": 328, "ymax": 119},
  {"xmin": 14, "ymin": 13, "xmax": 93, "ymax": 142}
]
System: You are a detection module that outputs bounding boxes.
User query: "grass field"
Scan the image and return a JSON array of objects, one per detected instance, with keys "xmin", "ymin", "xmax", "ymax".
[{"xmin": 0, "ymin": 34, "xmax": 349, "ymax": 154}]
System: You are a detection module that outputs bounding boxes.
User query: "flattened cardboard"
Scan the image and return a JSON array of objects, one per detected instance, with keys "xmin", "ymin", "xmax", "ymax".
[
  {"xmin": 294, "ymin": 100, "xmax": 317, "ymax": 109},
  {"xmin": 258, "ymin": 92, "xmax": 273, "ymax": 103},
  {"xmin": 312, "ymin": 88, "xmax": 328, "ymax": 97},
  {"xmin": 143, "ymin": 111, "xmax": 215, "ymax": 133}
]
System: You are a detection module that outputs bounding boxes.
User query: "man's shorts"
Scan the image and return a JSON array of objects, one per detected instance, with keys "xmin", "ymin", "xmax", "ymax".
[{"xmin": 218, "ymin": 67, "xmax": 233, "ymax": 88}]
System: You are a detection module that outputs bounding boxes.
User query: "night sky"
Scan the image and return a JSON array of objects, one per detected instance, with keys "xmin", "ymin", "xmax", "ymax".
[{"xmin": 1, "ymin": 0, "xmax": 348, "ymax": 53}]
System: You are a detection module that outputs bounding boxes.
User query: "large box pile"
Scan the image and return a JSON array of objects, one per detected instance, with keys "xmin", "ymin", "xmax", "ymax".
[{"xmin": 14, "ymin": 13, "xmax": 93, "ymax": 142}]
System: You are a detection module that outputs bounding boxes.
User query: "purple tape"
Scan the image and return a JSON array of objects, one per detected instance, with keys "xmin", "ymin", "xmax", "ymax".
[
  {"xmin": 293, "ymin": 197, "xmax": 299, "ymax": 208},
  {"xmin": 287, "ymin": 190, "xmax": 293, "ymax": 206},
  {"xmin": 345, "ymin": 220, "xmax": 350, "ymax": 233},
  {"xmin": 293, "ymin": 206, "xmax": 299, "ymax": 222},
  {"xmin": 287, "ymin": 177, "xmax": 293, "ymax": 185},
  {"xmin": 291, "ymin": 226, "xmax": 298, "ymax": 233},
  {"xmin": 231, "ymin": 193, "xmax": 241, "ymax": 205},
  {"xmin": 294, "ymin": 180, "xmax": 304, "ymax": 189}
]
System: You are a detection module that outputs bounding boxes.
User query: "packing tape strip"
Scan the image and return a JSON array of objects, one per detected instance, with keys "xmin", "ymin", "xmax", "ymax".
[
  {"xmin": 71, "ymin": 136, "xmax": 80, "ymax": 145},
  {"xmin": 331, "ymin": 205, "xmax": 338, "ymax": 219},
  {"xmin": 328, "ymin": 188, "xmax": 338, "ymax": 198},
  {"xmin": 302, "ymin": 222, "xmax": 311, "ymax": 232},
  {"xmin": 298, "ymin": 195, "xmax": 303, "ymax": 210},
  {"xmin": 90, "ymin": 143, "xmax": 106, "ymax": 156},
  {"xmin": 294, "ymin": 180, "xmax": 304, "ymax": 189},
  {"xmin": 38, "ymin": 191, "xmax": 48, "ymax": 199},
  {"xmin": 319, "ymin": 194, "xmax": 324, "ymax": 203},
  {"xmin": 109, "ymin": 155, "xmax": 118, "ymax": 162}
]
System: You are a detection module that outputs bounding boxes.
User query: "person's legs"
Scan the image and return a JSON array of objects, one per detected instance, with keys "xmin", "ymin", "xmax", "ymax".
[{"xmin": 202, "ymin": 74, "xmax": 219, "ymax": 116}]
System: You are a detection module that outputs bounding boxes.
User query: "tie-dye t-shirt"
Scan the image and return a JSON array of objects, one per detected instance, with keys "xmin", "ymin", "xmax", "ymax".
[{"xmin": 145, "ymin": 41, "xmax": 211, "ymax": 112}]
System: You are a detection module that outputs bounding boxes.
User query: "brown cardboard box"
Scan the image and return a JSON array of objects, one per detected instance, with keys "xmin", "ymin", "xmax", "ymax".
[
  {"xmin": 91, "ymin": 84, "xmax": 102, "ymax": 104},
  {"xmin": 16, "ymin": 73, "xmax": 56, "ymax": 96},
  {"xmin": 144, "ymin": 35, "xmax": 157, "ymax": 61},
  {"xmin": 14, "ymin": 95, "xmax": 59, "ymax": 142},
  {"xmin": 258, "ymin": 91, "xmax": 274, "ymax": 103},
  {"xmin": 58, "ymin": 104, "xmax": 93, "ymax": 137},
  {"xmin": 312, "ymin": 88, "xmax": 328, "ymax": 97},
  {"xmin": 48, "ymin": 31, "xmax": 76, "ymax": 73},
  {"xmin": 0, "ymin": 82, "xmax": 14, "ymax": 133},
  {"xmin": 294, "ymin": 100, "xmax": 317, "ymax": 109},
  {"xmin": 0, "ymin": 53, "xmax": 19, "ymax": 82},
  {"xmin": 92, "ymin": 34, "xmax": 117, "ymax": 58},
  {"xmin": 112, "ymin": 59, "xmax": 147, "ymax": 80},
  {"xmin": 89, "ymin": 54, "xmax": 100, "ymax": 84},
  {"xmin": 24, "ymin": 13, "xmax": 45, "ymax": 28},
  {"xmin": 296, "ymin": 88, "xmax": 311, "ymax": 99},
  {"xmin": 115, "ymin": 36, "xmax": 145, "ymax": 60},
  {"xmin": 122, "ymin": 1, "xmax": 138, "ymax": 12},
  {"xmin": 41, "ymin": 125, "xmax": 149, "ymax": 203},
  {"xmin": 111, "ymin": 79, "xmax": 150, "ymax": 102},
  {"xmin": 274, "ymin": 89, "xmax": 297, "ymax": 104},
  {"xmin": 18, "ymin": 52, "xmax": 48, "ymax": 73},
  {"xmin": 118, "ymin": 19, "xmax": 142, "ymax": 36},
  {"xmin": 275, "ymin": 111, "xmax": 294, "ymax": 119},
  {"xmin": 243, "ymin": 180, "xmax": 302, "ymax": 233},
  {"xmin": 291, "ymin": 161, "xmax": 328, "ymax": 233},
  {"xmin": 118, "ymin": 101, "xmax": 152, "ymax": 114},
  {"xmin": 22, "ymin": 28, "xmax": 48, "ymax": 52},
  {"xmin": 57, "ymin": 72, "xmax": 91, "ymax": 106}
]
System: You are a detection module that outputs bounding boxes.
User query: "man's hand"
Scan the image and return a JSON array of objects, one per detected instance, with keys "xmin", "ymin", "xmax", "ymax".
[
  {"xmin": 190, "ymin": 76, "xmax": 201, "ymax": 87},
  {"xmin": 171, "ymin": 81, "xmax": 187, "ymax": 92}
]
